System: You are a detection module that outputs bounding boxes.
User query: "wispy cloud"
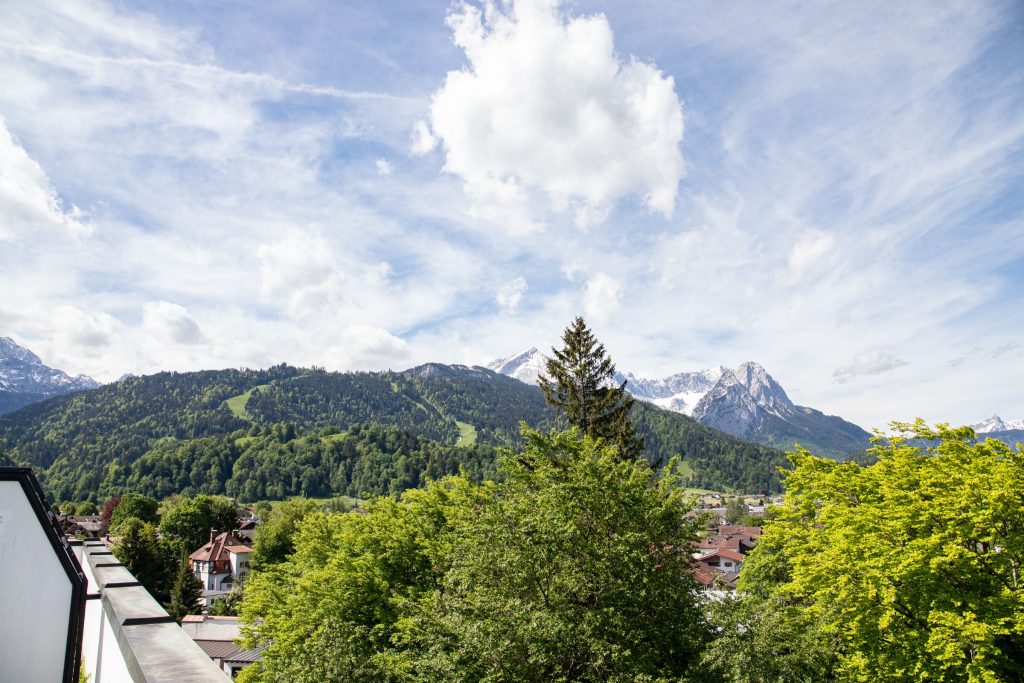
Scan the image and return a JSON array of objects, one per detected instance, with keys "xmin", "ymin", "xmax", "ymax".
[{"xmin": 833, "ymin": 349, "xmax": 907, "ymax": 384}]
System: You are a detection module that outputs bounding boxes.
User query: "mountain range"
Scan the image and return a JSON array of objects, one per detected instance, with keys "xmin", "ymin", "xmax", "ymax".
[
  {"xmin": 489, "ymin": 348, "xmax": 872, "ymax": 458},
  {"xmin": 972, "ymin": 415, "xmax": 1024, "ymax": 433},
  {"xmin": 0, "ymin": 337, "xmax": 100, "ymax": 415},
  {"xmin": 0, "ymin": 359, "xmax": 787, "ymax": 502}
]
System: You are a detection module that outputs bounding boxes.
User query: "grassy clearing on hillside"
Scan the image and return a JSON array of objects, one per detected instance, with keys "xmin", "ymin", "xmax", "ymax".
[
  {"xmin": 673, "ymin": 459, "xmax": 695, "ymax": 479},
  {"xmin": 225, "ymin": 383, "xmax": 271, "ymax": 420},
  {"xmin": 244, "ymin": 494, "xmax": 365, "ymax": 509},
  {"xmin": 321, "ymin": 431, "xmax": 349, "ymax": 443},
  {"xmin": 456, "ymin": 420, "xmax": 477, "ymax": 446}
]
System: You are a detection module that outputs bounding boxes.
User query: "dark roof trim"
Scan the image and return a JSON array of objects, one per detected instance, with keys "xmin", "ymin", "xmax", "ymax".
[{"xmin": 0, "ymin": 467, "xmax": 87, "ymax": 683}]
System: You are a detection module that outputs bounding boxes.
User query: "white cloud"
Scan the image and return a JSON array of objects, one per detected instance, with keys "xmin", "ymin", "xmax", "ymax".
[
  {"xmin": 425, "ymin": 0, "xmax": 684, "ymax": 228},
  {"xmin": 142, "ymin": 301, "xmax": 203, "ymax": 344},
  {"xmin": 582, "ymin": 272, "xmax": 622, "ymax": 324},
  {"xmin": 496, "ymin": 276, "xmax": 528, "ymax": 314},
  {"xmin": 256, "ymin": 228, "xmax": 342, "ymax": 318},
  {"xmin": 52, "ymin": 305, "xmax": 120, "ymax": 350},
  {"xmin": 410, "ymin": 120, "xmax": 436, "ymax": 155},
  {"xmin": 328, "ymin": 324, "xmax": 410, "ymax": 371},
  {"xmin": 833, "ymin": 349, "xmax": 908, "ymax": 384},
  {"xmin": 787, "ymin": 231, "xmax": 837, "ymax": 282},
  {"xmin": 375, "ymin": 158, "xmax": 393, "ymax": 176},
  {"xmin": 0, "ymin": 117, "xmax": 92, "ymax": 241}
]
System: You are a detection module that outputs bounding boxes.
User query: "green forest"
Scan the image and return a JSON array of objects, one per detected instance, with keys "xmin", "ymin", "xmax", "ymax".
[{"xmin": 0, "ymin": 362, "xmax": 785, "ymax": 501}]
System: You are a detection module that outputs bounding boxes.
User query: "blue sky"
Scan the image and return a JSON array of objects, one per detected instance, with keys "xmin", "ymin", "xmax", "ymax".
[{"xmin": 1, "ymin": 0, "xmax": 1022, "ymax": 430}]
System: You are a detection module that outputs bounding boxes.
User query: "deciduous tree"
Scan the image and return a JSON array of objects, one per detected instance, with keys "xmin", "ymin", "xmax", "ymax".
[
  {"xmin": 238, "ymin": 429, "xmax": 707, "ymax": 683},
  {"xmin": 710, "ymin": 421, "xmax": 1024, "ymax": 681},
  {"xmin": 250, "ymin": 497, "xmax": 320, "ymax": 569},
  {"xmin": 160, "ymin": 494, "xmax": 239, "ymax": 550},
  {"xmin": 111, "ymin": 518, "xmax": 177, "ymax": 599},
  {"xmin": 108, "ymin": 493, "xmax": 159, "ymax": 533}
]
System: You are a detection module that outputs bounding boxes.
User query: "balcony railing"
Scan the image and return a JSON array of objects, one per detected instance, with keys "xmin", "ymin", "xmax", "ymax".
[{"xmin": 73, "ymin": 539, "xmax": 228, "ymax": 682}]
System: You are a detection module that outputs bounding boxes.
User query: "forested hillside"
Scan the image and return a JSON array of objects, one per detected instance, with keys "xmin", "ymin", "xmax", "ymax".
[{"xmin": 0, "ymin": 363, "xmax": 786, "ymax": 501}]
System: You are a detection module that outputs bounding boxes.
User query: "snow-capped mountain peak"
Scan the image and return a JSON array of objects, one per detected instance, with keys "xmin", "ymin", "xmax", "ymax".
[
  {"xmin": 973, "ymin": 415, "xmax": 1024, "ymax": 433},
  {"xmin": 486, "ymin": 347, "xmax": 547, "ymax": 385},
  {"xmin": 0, "ymin": 337, "xmax": 101, "ymax": 414},
  {"xmin": 728, "ymin": 361, "xmax": 794, "ymax": 415},
  {"xmin": 0, "ymin": 336, "xmax": 43, "ymax": 366}
]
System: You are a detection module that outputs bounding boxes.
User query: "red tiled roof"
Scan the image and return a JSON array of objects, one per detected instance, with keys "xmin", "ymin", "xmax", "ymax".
[
  {"xmin": 698, "ymin": 548, "xmax": 746, "ymax": 563},
  {"xmin": 189, "ymin": 531, "xmax": 252, "ymax": 562},
  {"xmin": 692, "ymin": 566, "xmax": 741, "ymax": 589},
  {"xmin": 693, "ymin": 566, "xmax": 719, "ymax": 586}
]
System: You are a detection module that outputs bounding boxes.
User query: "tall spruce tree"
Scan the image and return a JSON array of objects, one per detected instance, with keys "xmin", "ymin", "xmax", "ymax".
[
  {"xmin": 539, "ymin": 316, "xmax": 644, "ymax": 459},
  {"xmin": 167, "ymin": 554, "xmax": 204, "ymax": 622}
]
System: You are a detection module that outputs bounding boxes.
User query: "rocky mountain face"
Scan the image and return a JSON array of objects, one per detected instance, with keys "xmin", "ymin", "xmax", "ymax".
[
  {"xmin": 620, "ymin": 368, "xmax": 723, "ymax": 415},
  {"xmin": 972, "ymin": 415, "xmax": 1024, "ymax": 433},
  {"xmin": 691, "ymin": 362, "xmax": 871, "ymax": 457},
  {"xmin": 971, "ymin": 415, "xmax": 1024, "ymax": 449},
  {"xmin": 0, "ymin": 337, "xmax": 100, "ymax": 414},
  {"xmin": 489, "ymin": 349, "xmax": 871, "ymax": 458},
  {"xmin": 486, "ymin": 347, "xmax": 547, "ymax": 385},
  {"xmin": 487, "ymin": 348, "xmax": 723, "ymax": 416}
]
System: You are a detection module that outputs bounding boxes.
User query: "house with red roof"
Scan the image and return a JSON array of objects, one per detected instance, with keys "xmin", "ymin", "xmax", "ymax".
[
  {"xmin": 188, "ymin": 530, "xmax": 253, "ymax": 593},
  {"xmin": 691, "ymin": 524, "xmax": 761, "ymax": 592}
]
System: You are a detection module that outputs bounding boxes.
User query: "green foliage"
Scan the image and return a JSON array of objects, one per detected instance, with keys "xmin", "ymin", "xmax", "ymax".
[
  {"xmin": 732, "ymin": 420, "xmax": 1024, "ymax": 681},
  {"xmin": 724, "ymin": 497, "xmax": 748, "ymax": 525},
  {"xmin": 700, "ymin": 595, "xmax": 838, "ymax": 682},
  {"xmin": 209, "ymin": 586, "xmax": 244, "ymax": 616},
  {"xmin": 0, "ymin": 365, "xmax": 299, "ymax": 501},
  {"xmin": 539, "ymin": 316, "xmax": 643, "ymax": 459},
  {"xmin": 251, "ymin": 498, "xmax": 321, "ymax": 568},
  {"xmin": 159, "ymin": 494, "xmax": 239, "ymax": 550},
  {"xmin": 167, "ymin": 555, "xmax": 204, "ymax": 622},
  {"xmin": 108, "ymin": 492, "xmax": 159, "ymax": 533},
  {"xmin": 398, "ymin": 429, "xmax": 709, "ymax": 682},
  {"xmin": 111, "ymin": 518, "xmax": 179, "ymax": 599},
  {"xmin": 244, "ymin": 370, "xmax": 459, "ymax": 443},
  {"xmin": 238, "ymin": 429, "xmax": 708, "ymax": 683},
  {"xmin": 76, "ymin": 501, "xmax": 97, "ymax": 515}
]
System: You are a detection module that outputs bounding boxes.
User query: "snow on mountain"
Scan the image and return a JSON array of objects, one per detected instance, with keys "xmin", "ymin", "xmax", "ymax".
[
  {"xmin": 621, "ymin": 368, "xmax": 723, "ymax": 416},
  {"xmin": 487, "ymin": 347, "xmax": 726, "ymax": 416},
  {"xmin": 690, "ymin": 362, "xmax": 802, "ymax": 436},
  {"xmin": 486, "ymin": 347, "xmax": 547, "ymax": 386},
  {"xmin": 0, "ymin": 337, "xmax": 100, "ymax": 414},
  {"xmin": 973, "ymin": 415, "xmax": 1024, "ymax": 433}
]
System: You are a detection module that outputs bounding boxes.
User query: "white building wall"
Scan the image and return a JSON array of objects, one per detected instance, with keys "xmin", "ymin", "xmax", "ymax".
[
  {"xmin": 0, "ymin": 480, "xmax": 75, "ymax": 683},
  {"xmin": 75, "ymin": 543, "xmax": 134, "ymax": 683}
]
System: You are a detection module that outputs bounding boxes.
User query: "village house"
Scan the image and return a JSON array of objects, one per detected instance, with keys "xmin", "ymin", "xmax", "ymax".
[
  {"xmin": 189, "ymin": 530, "xmax": 253, "ymax": 600},
  {"xmin": 692, "ymin": 524, "xmax": 762, "ymax": 592},
  {"xmin": 60, "ymin": 514, "xmax": 104, "ymax": 538}
]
